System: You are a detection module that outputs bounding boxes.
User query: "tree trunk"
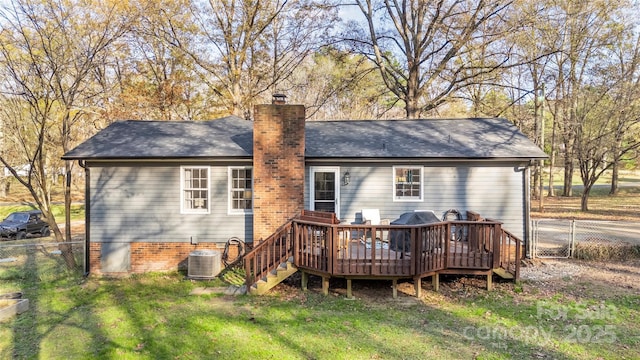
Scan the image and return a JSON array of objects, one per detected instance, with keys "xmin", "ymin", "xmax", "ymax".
[
  {"xmin": 405, "ymin": 70, "xmax": 419, "ymax": 119},
  {"xmin": 0, "ymin": 177, "xmax": 6, "ymax": 198},
  {"xmin": 65, "ymin": 162, "xmax": 72, "ymax": 244},
  {"xmin": 610, "ymin": 160, "xmax": 619, "ymax": 195},
  {"xmin": 62, "ymin": 159, "xmax": 76, "ymax": 269},
  {"xmin": 547, "ymin": 113, "xmax": 557, "ymax": 197},
  {"xmin": 580, "ymin": 184, "xmax": 592, "ymax": 211},
  {"xmin": 563, "ymin": 156, "xmax": 573, "ymax": 197},
  {"xmin": 547, "ymin": 148, "xmax": 556, "ymax": 197},
  {"xmin": 52, "ymin": 223, "xmax": 76, "ymax": 269},
  {"xmin": 609, "ymin": 137, "xmax": 622, "ymax": 195}
]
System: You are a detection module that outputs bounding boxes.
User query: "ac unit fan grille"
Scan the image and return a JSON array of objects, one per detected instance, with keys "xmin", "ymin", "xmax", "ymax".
[{"xmin": 188, "ymin": 250, "xmax": 221, "ymax": 279}]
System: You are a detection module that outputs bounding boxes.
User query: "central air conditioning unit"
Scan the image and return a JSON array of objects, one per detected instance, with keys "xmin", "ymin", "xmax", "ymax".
[{"xmin": 188, "ymin": 250, "xmax": 221, "ymax": 279}]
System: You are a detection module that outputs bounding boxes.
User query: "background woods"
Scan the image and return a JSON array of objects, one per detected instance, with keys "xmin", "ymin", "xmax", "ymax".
[{"xmin": 0, "ymin": 0, "xmax": 639, "ymax": 246}]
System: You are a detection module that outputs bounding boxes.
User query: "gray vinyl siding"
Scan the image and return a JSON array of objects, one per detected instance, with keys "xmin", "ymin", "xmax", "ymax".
[
  {"xmin": 88, "ymin": 162, "xmax": 252, "ymax": 244},
  {"xmin": 89, "ymin": 161, "xmax": 526, "ymax": 245},
  {"xmin": 307, "ymin": 163, "xmax": 527, "ymax": 240}
]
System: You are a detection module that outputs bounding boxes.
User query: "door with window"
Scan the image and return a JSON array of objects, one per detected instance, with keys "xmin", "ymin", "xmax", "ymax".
[{"xmin": 310, "ymin": 167, "xmax": 340, "ymax": 218}]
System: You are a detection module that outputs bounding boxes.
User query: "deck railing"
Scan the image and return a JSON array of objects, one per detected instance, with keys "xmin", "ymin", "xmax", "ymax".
[
  {"xmin": 245, "ymin": 211, "xmax": 523, "ymax": 288},
  {"xmin": 244, "ymin": 222, "xmax": 294, "ymax": 287},
  {"xmin": 497, "ymin": 228, "xmax": 522, "ymax": 279}
]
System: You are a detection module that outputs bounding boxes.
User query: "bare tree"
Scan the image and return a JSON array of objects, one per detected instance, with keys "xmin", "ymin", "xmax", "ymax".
[
  {"xmin": 346, "ymin": 0, "xmax": 513, "ymax": 118},
  {"xmin": 554, "ymin": 0, "xmax": 640, "ymax": 210},
  {"xmin": 607, "ymin": 25, "xmax": 640, "ymax": 195},
  {"xmin": 161, "ymin": 0, "xmax": 337, "ymax": 119},
  {"xmin": 546, "ymin": 0, "xmax": 624, "ymax": 197},
  {"xmin": 573, "ymin": 84, "xmax": 640, "ymax": 210},
  {"xmin": 286, "ymin": 47, "xmax": 400, "ymax": 120},
  {"xmin": 0, "ymin": 0, "xmax": 132, "ymax": 268},
  {"xmin": 112, "ymin": 0, "xmax": 216, "ymax": 121},
  {"xmin": 504, "ymin": 0, "xmax": 559, "ymax": 204}
]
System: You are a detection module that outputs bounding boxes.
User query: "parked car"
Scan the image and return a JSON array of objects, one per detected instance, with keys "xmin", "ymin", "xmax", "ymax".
[{"xmin": 0, "ymin": 210, "xmax": 50, "ymax": 240}]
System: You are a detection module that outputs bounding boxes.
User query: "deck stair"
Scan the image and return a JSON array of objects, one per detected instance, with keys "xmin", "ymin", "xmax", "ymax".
[
  {"xmin": 492, "ymin": 267, "xmax": 514, "ymax": 280},
  {"xmin": 249, "ymin": 257, "xmax": 297, "ymax": 295}
]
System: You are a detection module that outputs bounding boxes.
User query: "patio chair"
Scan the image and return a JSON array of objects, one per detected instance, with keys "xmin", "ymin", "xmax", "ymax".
[
  {"xmin": 361, "ymin": 208, "xmax": 390, "ymax": 226},
  {"xmin": 361, "ymin": 209, "xmax": 390, "ymax": 247}
]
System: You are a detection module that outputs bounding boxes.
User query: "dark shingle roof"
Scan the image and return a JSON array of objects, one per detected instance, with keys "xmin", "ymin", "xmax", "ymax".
[
  {"xmin": 305, "ymin": 118, "xmax": 546, "ymax": 159},
  {"xmin": 63, "ymin": 116, "xmax": 253, "ymax": 159},
  {"xmin": 62, "ymin": 116, "xmax": 546, "ymax": 160}
]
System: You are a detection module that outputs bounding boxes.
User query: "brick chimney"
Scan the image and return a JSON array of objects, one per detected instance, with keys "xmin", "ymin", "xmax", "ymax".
[{"xmin": 252, "ymin": 95, "xmax": 305, "ymax": 241}]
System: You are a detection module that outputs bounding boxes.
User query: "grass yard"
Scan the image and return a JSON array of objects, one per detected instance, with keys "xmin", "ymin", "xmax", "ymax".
[
  {"xmin": 1, "ymin": 261, "xmax": 639, "ymax": 359},
  {"xmin": 1, "ymin": 171, "xmax": 639, "ymax": 359},
  {"xmin": 531, "ymin": 173, "xmax": 640, "ymax": 221}
]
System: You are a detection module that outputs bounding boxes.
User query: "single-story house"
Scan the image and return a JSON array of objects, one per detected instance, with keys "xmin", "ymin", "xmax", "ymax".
[{"xmin": 62, "ymin": 98, "xmax": 547, "ymax": 275}]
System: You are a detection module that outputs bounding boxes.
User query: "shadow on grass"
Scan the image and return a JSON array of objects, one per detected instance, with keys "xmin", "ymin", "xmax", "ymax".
[
  {"xmin": 1, "ymin": 244, "xmax": 116, "ymax": 359},
  {"xmin": 3, "ymin": 259, "xmax": 637, "ymax": 359}
]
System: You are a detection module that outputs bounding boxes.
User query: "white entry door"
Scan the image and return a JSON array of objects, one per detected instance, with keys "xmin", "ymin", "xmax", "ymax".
[{"xmin": 310, "ymin": 167, "xmax": 340, "ymax": 219}]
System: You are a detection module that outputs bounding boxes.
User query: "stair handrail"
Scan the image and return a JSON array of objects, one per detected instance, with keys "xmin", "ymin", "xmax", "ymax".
[
  {"xmin": 498, "ymin": 228, "xmax": 523, "ymax": 280},
  {"xmin": 244, "ymin": 220, "xmax": 295, "ymax": 288},
  {"xmin": 244, "ymin": 210, "xmax": 339, "ymax": 289}
]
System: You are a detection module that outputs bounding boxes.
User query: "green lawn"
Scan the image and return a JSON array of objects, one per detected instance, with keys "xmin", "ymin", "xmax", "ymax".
[
  {"xmin": 1, "ymin": 263, "xmax": 638, "ymax": 359},
  {"xmin": 0, "ymin": 203, "xmax": 85, "ymax": 224},
  {"xmin": 2, "ymin": 174, "xmax": 639, "ymax": 359}
]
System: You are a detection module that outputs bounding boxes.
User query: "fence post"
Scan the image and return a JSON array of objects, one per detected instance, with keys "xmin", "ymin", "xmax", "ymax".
[
  {"xmin": 570, "ymin": 220, "xmax": 576, "ymax": 258},
  {"xmin": 530, "ymin": 220, "xmax": 536, "ymax": 259}
]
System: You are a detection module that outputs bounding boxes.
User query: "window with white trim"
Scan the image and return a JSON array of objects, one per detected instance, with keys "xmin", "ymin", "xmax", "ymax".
[
  {"xmin": 393, "ymin": 166, "xmax": 423, "ymax": 201},
  {"xmin": 181, "ymin": 166, "xmax": 210, "ymax": 213},
  {"xmin": 229, "ymin": 167, "xmax": 253, "ymax": 214}
]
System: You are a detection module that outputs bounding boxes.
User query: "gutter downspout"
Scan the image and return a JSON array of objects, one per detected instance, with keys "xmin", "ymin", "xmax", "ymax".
[
  {"xmin": 523, "ymin": 163, "xmax": 532, "ymax": 259},
  {"xmin": 78, "ymin": 160, "xmax": 90, "ymax": 276}
]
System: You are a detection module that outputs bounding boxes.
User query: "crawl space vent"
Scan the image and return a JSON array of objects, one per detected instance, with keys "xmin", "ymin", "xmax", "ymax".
[{"xmin": 188, "ymin": 250, "xmax": 221, "ymax": 279}]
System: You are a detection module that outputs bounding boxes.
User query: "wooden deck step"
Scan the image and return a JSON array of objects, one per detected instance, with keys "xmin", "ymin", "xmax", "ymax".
[
  {"xmin": 249, "ymin": 259, "xmax": 298, "ymax": 295},
  {"xmin": 493, "ymin": 267, "xmax": 514, "ymax": 279}
]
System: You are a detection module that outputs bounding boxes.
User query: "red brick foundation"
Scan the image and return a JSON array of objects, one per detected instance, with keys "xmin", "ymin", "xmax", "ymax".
[{"xmin": 89, "ymin": 242, "xmax": 240, "ymax": 275}]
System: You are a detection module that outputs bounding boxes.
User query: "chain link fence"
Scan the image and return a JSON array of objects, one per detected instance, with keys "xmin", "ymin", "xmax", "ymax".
[
  {"xmin": 531, "ymin": 219, "xmax": 640, "ymax": 259},
  {"xmin": 0, "ymin": 240, "xmax": 85, "ymax": 280}
]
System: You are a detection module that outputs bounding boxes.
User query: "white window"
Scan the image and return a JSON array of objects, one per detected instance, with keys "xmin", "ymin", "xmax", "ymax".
[
  {"xmin": 181, "ymin": 166, "xmax": 210, "ymax": 213},
  {"xmin": 393, "ymin": 166, "xmax": 423, "ymax": 201},
  {"xmin": 229, "ymin": 167, "xmax": 253, "ymax": 214}
]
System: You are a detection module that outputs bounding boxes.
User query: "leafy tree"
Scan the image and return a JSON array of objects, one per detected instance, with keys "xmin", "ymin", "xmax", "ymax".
[
  {"xmin": 115, "ymin": 0, "xmax": 211, "ymax": 121},
  {"xmin": 573, "ymin": 84, "xmax": 640, "ymax": 210}
]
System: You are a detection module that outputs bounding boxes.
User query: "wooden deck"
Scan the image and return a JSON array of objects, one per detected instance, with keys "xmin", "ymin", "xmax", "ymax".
[{"xmin": 244, "ymin": 210, "xmax": 522, "ymax": 297}]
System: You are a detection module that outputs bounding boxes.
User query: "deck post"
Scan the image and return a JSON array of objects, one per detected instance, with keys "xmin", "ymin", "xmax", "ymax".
[
  {"xmin": 346, "ymin": 279, "xmax": 353, "ymax": 299},
  {"xmin": 392, "ymin": 279, "xmax": 398, "ymax": 298},
  {"xmin": 432, "ymin": 273, "xmax": 439, "ymax": 292},
  {"xmin": 492, "ymin": 223, "xmax": 502, "ymax": 269},
  {"xmin": 301, "ymin": 271, "xmax": 308, "ymax": 291},
  {"xmin": 322, "ymin": 276, "xmax": 330, "ymax": 295},
  {"xmin": 487, "ymin": 273, "xmax": 493, "ymax": 291},
  {"xmin": 414, "ymin": 277, "xmax": 421, "ymax": 297}
]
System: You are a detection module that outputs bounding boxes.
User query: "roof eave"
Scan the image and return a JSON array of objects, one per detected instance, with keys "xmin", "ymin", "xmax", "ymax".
[
  {"xmin": 66, "ymin": 156, "xmax": 253, "ymax": 163},
  {"xmin": 305, "ymin": 156, "xmax": 547, "ymax": 163},
  {"xmin": 65, "ymin": 155, "xmax": 546, "ymax": 163}
]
